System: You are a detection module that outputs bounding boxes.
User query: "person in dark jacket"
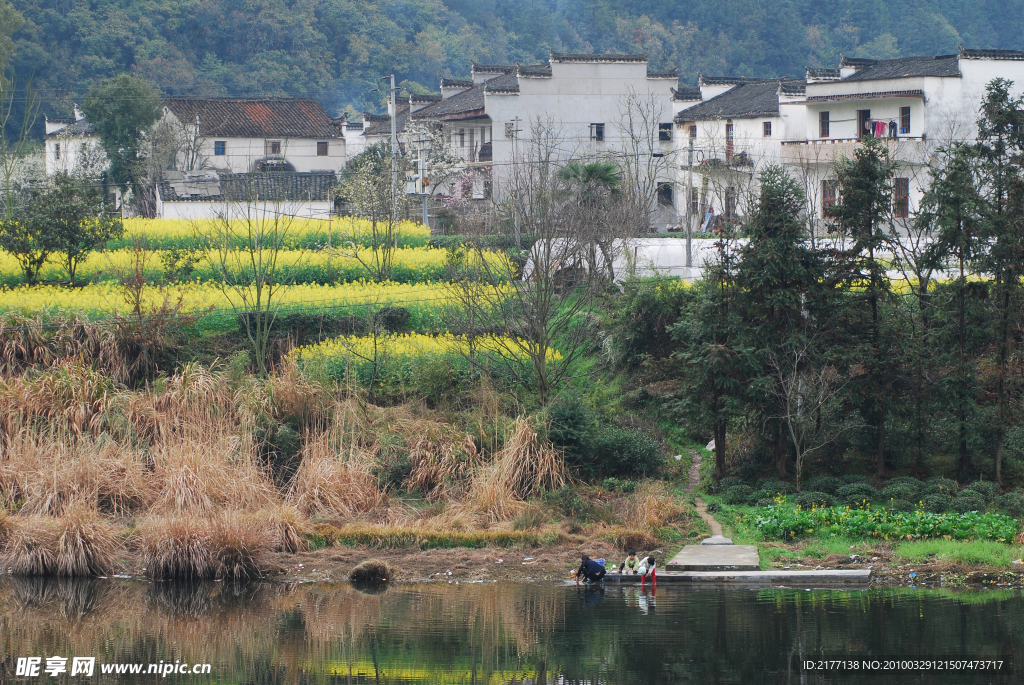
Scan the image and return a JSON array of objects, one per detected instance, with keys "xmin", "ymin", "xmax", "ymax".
[{"xmin": 575, "ymin": 555, "xmax": 606, "ymax": 584}]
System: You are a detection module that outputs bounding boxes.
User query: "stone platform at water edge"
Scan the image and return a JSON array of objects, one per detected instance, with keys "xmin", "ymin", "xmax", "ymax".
[{"xmin": 666, "ymin": 536, "xmax": 761, "ymax": 572}]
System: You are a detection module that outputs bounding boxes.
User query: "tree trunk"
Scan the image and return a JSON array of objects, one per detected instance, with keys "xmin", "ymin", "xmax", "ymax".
[
  {"xmin": 875, "ymin": 411, "xmax": 886, "ymax": 480},
  {"xmin": 714, "ymin": 420, "xmax": 727, "ymax": 479},
  {"xmin": 774, "ymin": 424, "xmax": 787, "ymax": 478}
]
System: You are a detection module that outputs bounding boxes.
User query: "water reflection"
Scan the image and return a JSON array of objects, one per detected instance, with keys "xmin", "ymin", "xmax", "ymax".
[{"xmin": 0, "ymin": 576, "xmax": 1020, "ymax": 683}]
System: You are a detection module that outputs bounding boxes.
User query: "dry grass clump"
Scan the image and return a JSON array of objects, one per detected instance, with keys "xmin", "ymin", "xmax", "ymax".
[
  {"xmin": 621, "ymin": 481, "xmax": 682, "ymax": 530},
  {"xmin": 137, "ymin": 513, "xmax": 274, "ymax": 580},
  {"xmin": 288, "ymin": 438, "xmax": 387, "ymax": 517},
  {"xmin": 470, "ymin": 418, "xmax": 566, "ymax": 521},
  {"xmin": 348, "ymin": 558, "xmax": 391, "ymax": 583},
  {"xmin": 150, "ymin": 435, "xmax": 275, "ymax": 515},
  {"xmin": 0, "ymin": 431, "xmax": 150, "ymax": 516},
  {"xmin": 266, "ymin": 506, "xmax": 309, "ymax": 553},
  {"xmin": 1, "ymin": 510, "xmax": 118, "ymax": 576},
  {"xmin": 405, "ymin": 420, "xmax": 479, "ymax": 499},
  {"xmin": 0, "ymin": 361, "xmax": 123, "ymax": 436},
  {"xmin": 0, "ymin": 313, "xmax": 122, "ymax": 379},
  {"xmin": 612, "ymin": 528, "xmax": 658, "ymax": 552}
]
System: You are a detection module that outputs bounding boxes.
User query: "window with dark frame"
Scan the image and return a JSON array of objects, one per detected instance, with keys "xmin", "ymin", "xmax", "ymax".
[
  {"xmin": 725, "ymin": 121, "xmax": 734, "ymax": 159},
  {"xmin": 214, "ymin": 141, "xmax": 225, "ymax": 155},
  {"xmin": 763, "ymin": 121, "xmax": 772, "ymax": 137},
  {"xmin": 657, "ymin": 182, "xmax": 674, "ymax": 206},
  {"xmin": 659, "ymin": 122, "xmax": 673, "ymax": 141},
  {"xmin": 458, "ymin": 129, "xmax": 465, "ymax": 147},
  {"xmin": 316, "ymin": 141, "xmax": 328, "ymax": 156},
  {"xmin": 819, "ymin": 111, "xmax": 830, "ymax": 138},
  {"xmin": 54, "ymin": 142, "xmax": 61, "ymax": 159},
  {"xmin": 822, "ymin": 180, "xmax": 838, "ymax": 217},
  {"xmin": 590, "ymin": 123, "xmax": 605, "ymax": 142},
  {"xmin": 689, "ymin": 188, "xmax": 699, "ymax": 215},
  {"xmin": 894, "ymin": 177, "xmax": 910, "ymax": 218},
  {"xmin": 688, "ymin": 125, "xmax": 697, "ymax": 139},
  {"xmin": 267, "ymin": 141, "xmax": 282, "ymax": 155},
  {"xmin": 900, "ymin": 106, "xmax": 911, "ymax": 135}
]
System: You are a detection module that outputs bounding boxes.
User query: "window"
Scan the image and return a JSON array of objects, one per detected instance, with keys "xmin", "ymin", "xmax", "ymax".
[
  {"xmin": 657, "ymin": 182, "xmax": 674, "ymax": 206},
  {"xmin": 857, "ymin": 109, "xmax": 871, "ymax": 139},
  {"xmin": 689, "ymin": 188, "xmax": 700, "ymax": 215},
  {"xmin": 316, "ymin": 141, "xmax": 328, "ymax": 156},
  {"xmin": 54, "ymin": 142, "xmax": 61, "ymax": 160},
  {"xmin": 504, "ymin": 122, "xmax": 515, "ymax": 139},
  {"xmin": 590, "ymin": 123, "xmax": 605, "ymax": 142},
  {"xmin": 267, "ymin": 140, "xmax": 282, "ymax": 155},
  {"xmin": 900, "ymin": 106, "xmax": 911, "ymax": 135},
  {"xmin": 724, "ymin": 186, "xmax": 737, "ymax": 219},
  {"xmin": 659, "ymin": 123, "xmax": 673, "ymax": 142},
  {"xmin": 458, "ymin": 129, "xmax": 465, "ymax": 147},
  {"xmin": 819, "ymin": 111, "xmax": 830, "ymax": 138},
  {"xmin": 822, "ymin": 180, "xmax": 838, "ymax": 217},
  {"xmin": 725, "ymin": 122, "xmax": 734, "ymax": 159},
  {"xmin": 894, "ymin": 177, "xmax": 910, "ymax": 218},
  {"xmin": 688, "ymin": 125, "xmax": 697, "ymax": 139},
  {"xmin": 763, "ymin": 121, "xmax": 772, "ymax": 137},
  {"xmin": 214, "ymin": 141, "xmax": 225, "ymax": 155}
]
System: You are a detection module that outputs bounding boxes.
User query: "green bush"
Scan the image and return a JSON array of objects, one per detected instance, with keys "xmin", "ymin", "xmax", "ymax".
[
  {"xmin": 603, "ymin": 477, "xmax": 636, "ymax": 493},
  {"xmin": 723, "ymin": 484, "xmax": 753, "ymax": 505},
  {"xmin": 715, "ymin": 477, "xmax": 746, "ymax": 494},
  {"xmin": 952, "ymin": 491, "xmax": 987, "ymax": 514},
  {"xmin": 592, "ymin": 427, "xmax": 663, "ymax": 478},
  {"xmin": 756, "ymin": 478, "xmax": 794, "ymax": 495},
  {"xmin": 793, "ymin": 491, "xmax": 832, "ymax": 508},
  {"xmin": 544, "ymin": 487, "xmax": 590, "ymax": 519},
  {"xmin": 882, "ymin": 481, "xmax": 922, "ymax": 502},
  {"xmin": 804, "ymin": 476, "xmax": 843, "ymax": 494},
  {"xmin": 884, "ymin": 498, "xmax": 915, "ymax": 512},
  {"xmin": 705, "ymin": 501, "xmax": 723, "ymax": 514},
  {"xmin": 962, "ymin": 481, "xmax": 999, "ymax": 503},
  {"xmin": 996, "ymin": 491, "xmax": 1024, "ymax": 518},
  {"xmin": 753, "ymin": 503, "xmax": 1019, "ymax": 542},
  {"xmin": 924, "ymin": 478, "xmax": 958, "ymax": 497},
  {"xmin": 836, "ymin": 483, "xmax": 878, "ymax": 506},
  {"xmin": 755, "ymin": 498, "xmax": 776, "ymax": 508},
  {"xmin": 841, "ymin": 475, "xmax": 872, "ymax": 485},
  {"xmin": 922, "ymin": 493, "xmax": 952, "ymax": 513}
]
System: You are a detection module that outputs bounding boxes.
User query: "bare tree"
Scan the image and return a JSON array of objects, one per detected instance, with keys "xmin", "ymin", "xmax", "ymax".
[
  {"xmin": 615, "ymin": 88, "xmax": 678, "ymax": 233},
  {"xmin": 0, "ymin": 75, "xmax": 38, "ymax": 214}
]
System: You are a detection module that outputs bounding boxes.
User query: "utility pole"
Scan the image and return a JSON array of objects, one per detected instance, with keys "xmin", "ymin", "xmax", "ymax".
[
  {"xmin": 389, "ymin": 73, "xmax": 399, "ymax": 247},
  {"xmin": 510, "ymin": 116, "xmax": 522, "ymax": 250}
]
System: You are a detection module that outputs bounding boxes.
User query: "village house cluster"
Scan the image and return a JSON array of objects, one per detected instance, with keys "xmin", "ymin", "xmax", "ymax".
[{"xmin": 44, "ymin": 46, "xmax": 1024, "ymax": 227}]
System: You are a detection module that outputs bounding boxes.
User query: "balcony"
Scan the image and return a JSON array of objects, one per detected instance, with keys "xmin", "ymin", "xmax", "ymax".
[{"xmin": 780, "ymin": 136, "xmax": 928, "ymax": 166}]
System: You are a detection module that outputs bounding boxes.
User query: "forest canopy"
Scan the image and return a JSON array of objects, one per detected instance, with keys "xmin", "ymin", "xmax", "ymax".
[{"xmin": 11, "ymin": 0, "xmax": 1024, "ymax": 125}]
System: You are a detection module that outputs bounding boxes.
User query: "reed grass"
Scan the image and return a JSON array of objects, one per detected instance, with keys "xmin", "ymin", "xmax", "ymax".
[
  {"xmin": 137, "ymin": 513, "xmax": 274, "ymax": 580},
  {"xmin": 1, "ymin": 511, "xmax": 118, "ymax": 576},
  {"xmin": 313, "ymin": 523, "xmax": 565, "ymax": 549},
  {"xmin": 287, "ymin": 438, "xmax": 387, "ymax": 517}
]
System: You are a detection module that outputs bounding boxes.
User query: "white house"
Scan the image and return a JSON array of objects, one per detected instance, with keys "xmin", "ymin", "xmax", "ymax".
[
  {"xmin": 160, "ymin": 97, "xmax": 346, "ymax": 174},
  {"xmin": 673, "ymin": 46, "xmax": 1024, "ymax": 237},
  {"xmin": 44, "ymin": 107, "xmax": 107, "ymax": 177}
]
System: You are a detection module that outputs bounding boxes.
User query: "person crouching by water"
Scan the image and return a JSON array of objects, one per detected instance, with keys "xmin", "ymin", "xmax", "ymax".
[
  {"xmin": 638, "ymin": 556, "xmax": 656, "ymax": 587},
  {"xmin": 575, "ymin": 555, "xmax": 606, "ymax": 584},
  {"xmin": 620, "ymin": 551, "xmax": 640, "ymax": 574}
]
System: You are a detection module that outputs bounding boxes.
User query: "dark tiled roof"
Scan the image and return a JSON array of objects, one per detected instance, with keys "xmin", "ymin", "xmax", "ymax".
[
  {"xmin": 410, "ymin": 94, "xmax": 442, "ymax": 103},
  {"xmin": 699, "ymin": 75, "xmax": 761, "ymax": 86},
  {"xmin": 675, "ymin": 80, "xmax": 794, "ymax": 120},
  {"xmin": 648, "ymin": 69, "xmax": 679, "ymax": 78},
  {"xmin": 550, "ymin": 52, "xmax": 646, "ymax": 62},
  {"xmin": 46, "ymin": 115, "xmax": 75, "ymax": 124},
  {"xmin": 959, "ymin": 46, "xmax": 1024, "ymax": 60},
  {"xmin": 807, "ymin": 67, "xmax": 840, "ymax": 79},
  {"xmin": 472, "ymin": 63, "xmax": 516, "ymax": 74},
  {"xmin": 364, "ymin": 103, "xmax": 410, "ymax": 136},
  {"xmin": 672, "ymin": 86, "xmax": 701, "ymax": 101},
  {"xmin": 345, "ymin": 122, "xmax": 364, "ymax": 130},
  {"xmin": 414, "ymin": 72, "xmax": 519, "ymax": 119},
  {"xmin": 46, "ymin": 120, "xmax": 94, "ymax": 137},
  {"xmin": 440, "ymin": 78, "xmax": 474, "ymax": 88},
  {"xmin": 780, "ymin": 81, "xmax": 806, "ymax": 95},
  {"xmin": 805, "ymin": 89, "xmax": 925, "ymax": 103},
  {"xmin": 517, "ymin": 64, "xmax": 551, "ymax": 77},
  {"xmin": 839, "ymin": 54, "xmax": 960, "ymax": 81},
  {"xmin": 163, "ymin": 97, "xmax": 342, "ymax": 138},
  {"xmin": 158, "ymin": 171, "xmax": 338, "ymax": 203}
]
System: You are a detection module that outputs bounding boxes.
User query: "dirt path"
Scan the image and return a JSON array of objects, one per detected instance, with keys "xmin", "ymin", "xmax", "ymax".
[{"xmin": 687, "ymin": 449, "xmax": 723, "ymax": 537}]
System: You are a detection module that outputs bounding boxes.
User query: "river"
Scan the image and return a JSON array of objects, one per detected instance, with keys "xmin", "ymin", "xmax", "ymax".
[{"xmin": 0, "ymin": 577, "xmax": 1019, "ymax": 683}]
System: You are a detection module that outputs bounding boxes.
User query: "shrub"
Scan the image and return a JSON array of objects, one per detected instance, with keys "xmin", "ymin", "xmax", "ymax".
[
  {"xmin": 996, "ymin": 491, "xmax": 1024, "ymax": 518},
  {"xmin": 793, "ymin": 491, "xmax": 832, "ymax": 508},
  {"xmin": 545, "ymin": 486, "xmax": 590, "ymax": 520},
  {"xmin": 723, "ymin": 484, "xmax": 753, "ymax": 505},
  {"xmin": 349, "ymin": 559, "xmax": 392, "ymax": 583},
  {"xmin": 804, "ymin": 476, "xmax": 843, "ymax": 495},
  {"xmin": 513, "ymin": 506, "xmax": 547, "ymax": 531},
  {"xmin": 755, "ymin": 498, "xmax": 775, "ymax": 508},
  {"xmin": 924, "ymin": 478, "xmax": 958, "ymax": 496},
  {"xmin": 952, "ymin": 491, "xmax": 987, "ymax": 514},
  {"xmin": 962, "ymin": 481, "xmax": 999, "ymax": 503},
  {"xmin": 715, "ymin": 477, "xmax": 746, "ymax": 494},
  {"xmin": 591, "ymin": 427, "xmax": 663, "ymax": 479},
  {"xmin": 841, "ymin": 475, "xmax": 872, "ymax": 485},
  {"xmin": 882, "ymin": 481, "xmax": 921, "ymax": 502},
  {"xmin": 836, "ymin": 483, "xmax": 878, "ymax": 506},
  {"xmin": 884, "ymin": 498, "xmax": 915, "ymax": 512},
  {"xmin": 705, "ymin": 501, "xmax": 722, "ymax": 514},
  {"xmin": 922, "ymin": 493, "xmax": 952, "ymax": 513},
  {"xmin": 603, "ymin": 477, "xmax": 636, "ymax": 493},
  {"xmin": 756, "ymin": 479, "xmax": 794, "ymax": 495}
]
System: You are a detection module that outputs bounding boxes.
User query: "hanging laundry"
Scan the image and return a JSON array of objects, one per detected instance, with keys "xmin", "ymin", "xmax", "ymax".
[
  {"xmin": 874, "ymin": 120, "xmax": 887, "ymax": 137},
  {"xmin": 888, "ymin": 121, "xmax": 897, "ymax": 138}
]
